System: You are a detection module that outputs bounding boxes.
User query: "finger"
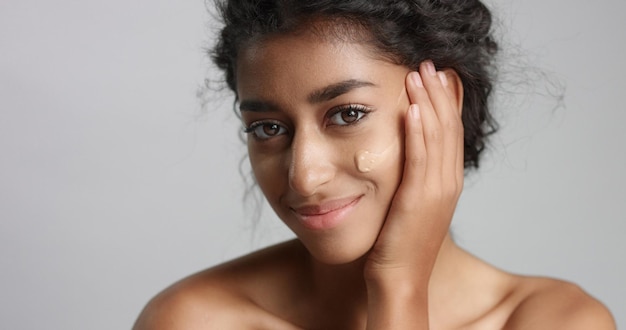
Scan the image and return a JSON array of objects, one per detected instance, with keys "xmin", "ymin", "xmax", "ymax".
[
  {"xmin": 406, "ymin": 71, "xmax": 443, "ymax": 189},
  {"xmin": 420, "ymin": 61, "xmax": 456, "ymax": 125},
  {"xmin": 420, "ymin": 62, "xmax": 463, "ymax": 192},
  {"xmin": 438, "ymin": 71, "xmax": 464, "ymax": 191},
  {"xmin": 436, "ymin": 70, "xmax": 465, "ymax": 186},
  {"xmin": 438, "ymin": 70, "xmax": 464, "ymax": 191},
  {"xmin": 395, "ymin": 103, "xmax": 426, "ymax": 202}
]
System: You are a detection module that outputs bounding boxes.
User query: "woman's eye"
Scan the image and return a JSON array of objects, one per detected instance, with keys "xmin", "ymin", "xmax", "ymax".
[
  {"xmin": 328, "ymin": 105, "xmax": 368, "ymax": 126},
  {"xmin": 244, "ymin": 122, "xmax": 288, "ymax": 140}
]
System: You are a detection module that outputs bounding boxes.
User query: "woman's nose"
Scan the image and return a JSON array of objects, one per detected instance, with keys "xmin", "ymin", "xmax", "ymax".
[{"xmin": 288, "ymin": 131, "xmax": 335, "ymax": 197}]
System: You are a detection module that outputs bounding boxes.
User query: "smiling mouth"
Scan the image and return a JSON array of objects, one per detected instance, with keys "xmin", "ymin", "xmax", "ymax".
[
  {"xmin": 288, "ymin": 195, "xmax": 363, "ymax": 231},
  {"xmin": 292, "ymin": 195, "xmax": 362, "ymax": 216}
]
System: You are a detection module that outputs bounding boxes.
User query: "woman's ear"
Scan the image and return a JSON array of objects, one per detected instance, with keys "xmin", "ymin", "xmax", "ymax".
[{"xmin": 443, "ymin": 69, "xmax": 464, "ymax": 115}]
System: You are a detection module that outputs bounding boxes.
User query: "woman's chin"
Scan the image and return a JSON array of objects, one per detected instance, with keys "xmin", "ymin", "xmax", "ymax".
[{"xmin": 300, "ymin": 235, "xmax": 376, "ymax": 266}]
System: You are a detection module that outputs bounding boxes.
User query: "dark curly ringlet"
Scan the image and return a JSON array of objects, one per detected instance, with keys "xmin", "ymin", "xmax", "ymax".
[{"xmin": 211, "ymin": 0, "xmax": 499, "ymax": 169}]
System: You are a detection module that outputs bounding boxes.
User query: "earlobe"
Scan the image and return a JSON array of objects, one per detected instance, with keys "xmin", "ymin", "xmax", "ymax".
[{"xmin": 443, "ymin": 69, "xmax": 464, "ymax": 114}]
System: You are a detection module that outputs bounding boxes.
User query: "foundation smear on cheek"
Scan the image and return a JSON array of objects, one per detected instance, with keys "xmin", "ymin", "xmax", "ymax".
[
  {"xmin": 354, "ymin": 142, "xmax": 398, "ymax": 173},
  {"xmin": 355, "ymin": 87, "xmax": 406, "ymax": 173}
]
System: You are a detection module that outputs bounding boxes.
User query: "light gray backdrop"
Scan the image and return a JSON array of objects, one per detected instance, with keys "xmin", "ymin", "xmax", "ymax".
[{"xmin": 1, "ymin": 0, "xmax": 624, "ymax": 329}]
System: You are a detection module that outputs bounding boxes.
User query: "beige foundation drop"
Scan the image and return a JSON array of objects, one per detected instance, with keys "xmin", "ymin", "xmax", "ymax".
[{"xmin": 354, "ymin": 142, "xmax": 398, "ymax": 173}]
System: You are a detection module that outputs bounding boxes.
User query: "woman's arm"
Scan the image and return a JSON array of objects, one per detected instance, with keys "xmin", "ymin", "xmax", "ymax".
[{"xmin": 364, "ymin": 60, "xmax": 464, "ymax": 329}]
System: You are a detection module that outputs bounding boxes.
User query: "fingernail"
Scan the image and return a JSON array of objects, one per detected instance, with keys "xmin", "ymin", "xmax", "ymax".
[
  {"xmin": 425, "ymin": 60, "xmax": 436, "ymax": 76},
  {"xmin": 437, "ymin": 71, "xmax": 449, "ymax": 86},
  {"xmin": 410, "ymin": 72, "xmax": 423, "ymax": 88}
]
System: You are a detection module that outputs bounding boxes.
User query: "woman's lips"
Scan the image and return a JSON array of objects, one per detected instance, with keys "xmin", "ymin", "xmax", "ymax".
[{"xmin": 290, "ymin": 195, "xmax": 363, "ymax": 230}]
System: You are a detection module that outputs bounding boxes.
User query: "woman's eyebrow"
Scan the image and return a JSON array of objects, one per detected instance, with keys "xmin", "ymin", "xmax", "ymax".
[
  {"xmin": 307, "ymin": 79, "xmax": 377, "ymax": 104},
  {"xmin": 239, "ymin": 99, "xmax": 278, "ymax": 113}
]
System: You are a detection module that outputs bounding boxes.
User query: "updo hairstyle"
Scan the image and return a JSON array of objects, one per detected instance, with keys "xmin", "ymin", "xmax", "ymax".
[{"xmin": 211, "ymin": 0, "xmax": 499, "ymax": 169}]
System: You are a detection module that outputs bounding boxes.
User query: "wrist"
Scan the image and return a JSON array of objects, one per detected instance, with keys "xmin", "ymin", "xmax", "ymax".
[
  {"xmin": 366, "ymin": 273, "xmax": 429, "ymax": 302},
  {"xmin": 364, "ymin": 263, "xmax": 431, "ymax": 289},
  {"xmin": 366, "ymin": 277, "xmax": 430, "ymax": 329}
]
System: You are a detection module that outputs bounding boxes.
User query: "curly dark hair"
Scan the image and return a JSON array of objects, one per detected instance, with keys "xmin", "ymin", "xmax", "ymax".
[{"xmin": 210, "ymin": 0, "xmax": 499, "ymax": 169}]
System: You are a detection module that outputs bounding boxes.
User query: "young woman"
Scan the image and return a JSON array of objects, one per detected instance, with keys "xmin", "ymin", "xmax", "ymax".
[{"xmin": 134, "ymin": 0, "xmax": 615, "ymax": 328}]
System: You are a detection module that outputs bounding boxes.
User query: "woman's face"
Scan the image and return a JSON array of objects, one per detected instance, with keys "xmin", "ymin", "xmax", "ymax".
[{"xmin": 236, "ymin": 31, "xmax": 411, "ymax": 264}]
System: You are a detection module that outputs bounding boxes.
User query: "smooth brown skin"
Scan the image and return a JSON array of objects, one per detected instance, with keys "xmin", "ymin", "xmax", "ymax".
[{"xmin": 134, "ymin": 30, "xmax": 615, "ymax": 329}]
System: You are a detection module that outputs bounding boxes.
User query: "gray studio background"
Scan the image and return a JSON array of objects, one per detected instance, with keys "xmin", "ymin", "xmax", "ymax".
[{"xmin": 1, "ymin": 0, "xmax": 624, "ymax": 329}]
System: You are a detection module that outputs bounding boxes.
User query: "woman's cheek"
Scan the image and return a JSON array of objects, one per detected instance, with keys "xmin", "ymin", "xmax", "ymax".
[
  {"xmin": 348, "ymin": 104, "xmax": 406, "ymax": 204},
  {"xmin": 352, "ymin": 106, "xmax": 405, "ymax": 178},
  {"xmin": 249, "ymin": 150, "xmax": 283, "ymax": 199}
]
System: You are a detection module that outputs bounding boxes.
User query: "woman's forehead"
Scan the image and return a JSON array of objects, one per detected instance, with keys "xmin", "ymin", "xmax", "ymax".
[{"xmin": 235, "ymin": 36, "xmax": 405, "ymax": 102}]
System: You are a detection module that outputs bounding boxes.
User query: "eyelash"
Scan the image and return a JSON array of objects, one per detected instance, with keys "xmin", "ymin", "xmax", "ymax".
[
  {"xmin": 327, "ymin": 104, "xmax": 371, "ymax": 127},
  {"xmin": 243, "ymin": 104, "xmax": 372, "ymax": 141},
  {"xmin": 243, "ymin": 120, "xmax": 288, "ymax": 141}
]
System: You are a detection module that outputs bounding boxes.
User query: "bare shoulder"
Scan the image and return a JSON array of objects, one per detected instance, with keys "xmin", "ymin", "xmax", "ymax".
[
  {"xmin": 504, "ymin": 276, "xmax": 615, "ymax": 330},
  {"xmin": 132, "ymin": 274, "xmax": 249, "ymax": 330},
  {"xmin": 132, "ymin": 240, "xmax": 306, "ymax": 330}
]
